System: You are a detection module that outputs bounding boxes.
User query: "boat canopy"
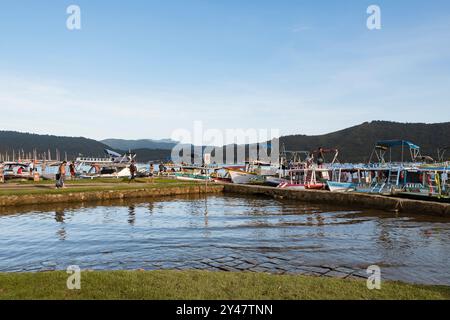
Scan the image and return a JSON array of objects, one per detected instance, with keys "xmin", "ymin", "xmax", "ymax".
[
  {"xmin": 370, "ymin": 140, "xmax": 421, "ymax": 164},
  {"xmin": 376, "ymin": 140, "xmax": 420, "ymax": 150},
  {"xmin": 437, "ymin": 147, "xmax": 449, "ymax": 162},
  {"xmin": 105, "ymin": 149, "xmax": 122, "ymax": 158},
  {"xmin": 3, "ymin": 162, "xmax": 30, "ymax": 167}
]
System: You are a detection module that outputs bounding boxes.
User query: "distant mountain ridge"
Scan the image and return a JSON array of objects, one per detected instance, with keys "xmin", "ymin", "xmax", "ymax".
[
  {"xmin": 101, "ymin": 138, "xmax": 177, "ymax": 151},
  {"xmin": 0, "ymin": 131, "xmax": 111, "ymax": 160},
  {"xmin": 279, "ymin": 121, "xmax": 450, "ymax": 163},
  {"xmin": 1, "ymin": 121, "xmax": 449, "ymax": 162}
]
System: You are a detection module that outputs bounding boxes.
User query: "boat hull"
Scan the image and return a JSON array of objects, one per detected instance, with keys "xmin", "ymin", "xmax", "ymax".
[
  {"xmin": 305, "ymin": 183, "xmax": 325, "ymax": 190},
  {"xmin": 277, "ymin": 183, "xmax": 305, "ymax": 190},
  {"xmin": 212, "ymin": 177, "xmax": 232, "ymax": 183},
  {"xmin": 277, "ymin": 182, "xmax": 325, "ymax": 190},
  {"xmin": 395, "ymin": 191, "xmax": 450, "ymax": 203},
  {"xmin": 175, "ymin": 173, "xmax": 210, "ymax": 181},
  {"xmin": 264, "ymin": 176, "xmax": 288, "ymax": 187},
  {"xmin": 3, "ymin": 173, "xmax": 33, "ymax": 181},
  {"xmin": 326, "ymin": 181, "xmax": 357, "ymax": 192},
  {"xmin": 228, "ymin": 170, "xmax": 264, "ymax": 184},
  {"xmin": 80, "ymin": 168, "xmax": 131, "ymax": 179}
]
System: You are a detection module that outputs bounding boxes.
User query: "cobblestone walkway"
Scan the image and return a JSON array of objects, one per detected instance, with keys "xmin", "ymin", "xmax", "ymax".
[{"xmin": 127, "ymin": 254, "xmax": 368, "ymax": 280}]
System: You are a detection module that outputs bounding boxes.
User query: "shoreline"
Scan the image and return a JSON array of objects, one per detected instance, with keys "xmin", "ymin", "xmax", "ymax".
[
  {"xmin": 0, "ymin": 270, "xmax": 448, "ymax": 300},
  {"xmin": 0, "ymin": 179, "xmax": 449, "ymax": 216},
  {"xmin": 1, "ymin": 182, "xmax": 449, "ymax": 300},
  {"xmin": 0, "ymin": 180, "xmax": 223, "ymax": 208},
  {"xmin": 223, "ymin": 184, "xmax": 450, "ymax": 217}
]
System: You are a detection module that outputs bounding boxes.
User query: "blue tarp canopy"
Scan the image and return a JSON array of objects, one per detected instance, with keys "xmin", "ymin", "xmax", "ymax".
[
  {"xmin": 104, "ymin": 149, "xmax": 122, "ymax": 157},
  {"xmin": 376, "ymin": 140, "xmax": 420, "ymax": 150}
]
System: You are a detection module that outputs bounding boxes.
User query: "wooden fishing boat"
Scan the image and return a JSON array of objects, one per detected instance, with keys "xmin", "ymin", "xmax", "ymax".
[
  {"xmin": 228, "ymin": 168, "xmax": 264, "ymax": 184},
  {"xmin": 210, "ymin": 167, "xmax": 233, "ymax": 183},
  {"xmin": 175, "ymin": 166, "xmax": 210, "ymax": 181},
  {"xmin": 227, "ymin": 161, "xmax": 276, "ymax": 184},
  {"xmin": 1, "ymin": 162, "xmax": 33, "ymax": 180},
  {"xmin": 79, "ymin": 164, "xmax": 131, "ymax": 179}
]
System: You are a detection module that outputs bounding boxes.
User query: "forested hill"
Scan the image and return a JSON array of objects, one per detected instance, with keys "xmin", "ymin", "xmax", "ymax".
[
  {"xmin": 0, "ymin": 131, "xmax": 111, "ymax": 160},
  {"xmin": 279, "ymin": 121, "xmax": 450, "ymax": 163},
  {"xmin": 1, "ymin": 121, "xmax": 449, "ymax": 162},
  {"xmin": 101, "ymin": 138, "xmax": 177, "ymax": 151}
]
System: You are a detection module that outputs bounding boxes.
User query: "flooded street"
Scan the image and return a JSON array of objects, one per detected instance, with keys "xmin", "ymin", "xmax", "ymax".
[{"xmin": 0, "ymin": 194, "xmax": 449, "ymax": 285}]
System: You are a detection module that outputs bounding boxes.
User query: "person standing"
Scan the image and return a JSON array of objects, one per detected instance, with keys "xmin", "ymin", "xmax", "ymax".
[
  {"xmin": 442, "ymin": 171, "xmax": 448, "ymax": 192},
  {"xmin": 316, "ymin": 147, "xmax": 325, "ymax": 167},
  {"xmin": 29, "ymin": 161, "xmax": 34, "ymax": 175},
  {"xmin": 69, "ymin": 161, "xmax": 76, "ymax": 180},
  {"xmin": 150, "ymin": 163, "xmax": 154, "ymax": 177},
  {"xmin": 129, "ymin": 160, "xmax": 137, "ymax": 183},
  {"xmin": 56, "ymin": 161, "xmax": 67, "ymax": 188},
  {"xmin": 0, "ymin": 163, "xmax": 4, "ymax": 183}
]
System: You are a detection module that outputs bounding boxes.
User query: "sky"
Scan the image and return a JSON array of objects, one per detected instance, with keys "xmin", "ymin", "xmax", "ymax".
[{"xmin": 1, "ymin": 0, "xmax": 449, "ymax": 143}]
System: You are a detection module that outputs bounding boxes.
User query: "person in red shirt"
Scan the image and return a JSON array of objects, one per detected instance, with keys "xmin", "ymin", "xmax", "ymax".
[{"xmin": 69, "ymin": 162, "xmax": 76, "ymax": 180}]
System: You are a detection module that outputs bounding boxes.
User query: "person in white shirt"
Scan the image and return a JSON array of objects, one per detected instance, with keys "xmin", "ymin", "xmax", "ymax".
[{"xmin": 441, "ymin": 171, "xmax": 448, "ymax": 191}]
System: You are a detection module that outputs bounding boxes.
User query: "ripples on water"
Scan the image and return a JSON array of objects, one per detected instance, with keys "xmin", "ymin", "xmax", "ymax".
[{"xmin": 0, "ymin": 194, "xmax": 449, "ymax": 285}]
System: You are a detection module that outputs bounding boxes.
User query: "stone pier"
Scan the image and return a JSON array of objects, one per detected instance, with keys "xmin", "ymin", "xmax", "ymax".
[
  {"xmin": 0, "ymin": 185, "xmax": 224, "ymax": 208},
  {"xmin": 1, "ymin": 182, "xmax": 449, "ymax": 217},
  {"xmin": 223, "ymin": 184, "xmax": 450, "ymax": 217}
]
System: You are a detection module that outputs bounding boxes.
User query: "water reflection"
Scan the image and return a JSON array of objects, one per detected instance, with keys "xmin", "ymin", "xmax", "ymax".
[
  {"xmin": 128, "ymin": 206, "xmax": 136, "ymax": 226},
  {"xmin": 55, "ymin": 210, "xmax": 66, "ymax": 241},
  {"xmin": 0, "ymin": 194, "xmax": 449, "ymax": 285},
  {"xmin": 55, "ymin": 210, "xmax": 65, "ymax": 223}
]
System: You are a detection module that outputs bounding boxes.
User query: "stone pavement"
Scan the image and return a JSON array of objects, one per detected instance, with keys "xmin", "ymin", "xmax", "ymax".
[{"xmin": 134, "ymin": 255, "xmax": 368, "ymax": 280}]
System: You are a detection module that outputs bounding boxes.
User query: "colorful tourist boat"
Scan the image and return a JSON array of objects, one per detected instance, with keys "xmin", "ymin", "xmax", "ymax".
[
  {"xmin": 393, "ymin": 166, "xmax": 449, "ymax": 202},
  {"xmin": 276, "ymin": 147, "xmax": 340, "ymax": 190},
  {"xmin": 277, "ymin": 167, "xmax": 328, "ymax": 190},
  {"xmin": 326, "ymin": 181, "xmax": 357, "ymax": 192},
  {"xmin": 264, "ymin": 175, "xmax": 288, "ymax": 187},
  {"xmin": 349, "ymin": 140, "xmax": 425, "ymax": 194}
]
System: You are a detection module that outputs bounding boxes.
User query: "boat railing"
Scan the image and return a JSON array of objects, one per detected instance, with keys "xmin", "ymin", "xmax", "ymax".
[
  {"xmin": 371, "ymin": 180, "xmax": 387, "ymax": 193},
  {"xmin": 403, "ymin": 183, "xmax": 425, "ymax": 191},
  {"xmin": 75, "ymin": 157, "xmax": 115, "ymax": 164}
]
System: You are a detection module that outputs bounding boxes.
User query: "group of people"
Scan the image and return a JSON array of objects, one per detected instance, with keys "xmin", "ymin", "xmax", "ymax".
[
  {"xmin": 55, "ymin": 160, "xmax": 141, "ymax": 187},
  {"xmin": 55, "ymin": 161, "xmax": 77, "ymax": 188}
]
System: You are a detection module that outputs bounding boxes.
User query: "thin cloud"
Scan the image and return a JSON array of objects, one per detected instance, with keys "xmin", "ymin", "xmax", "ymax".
[{"xmin": 291, "ymin": 25, "xmax": 312, "ymax": 33}]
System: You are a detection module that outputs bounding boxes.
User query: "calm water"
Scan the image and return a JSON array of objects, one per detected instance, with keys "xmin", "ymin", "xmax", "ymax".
[{"xmin": 0, "ymin": 194, "xmax": 449, "ymax": 285}]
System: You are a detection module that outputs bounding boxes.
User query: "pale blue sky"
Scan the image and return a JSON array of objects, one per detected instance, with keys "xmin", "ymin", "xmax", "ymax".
[{"xmin": 1, "ymin": 0, "xmax": 449, "ymax": 142}]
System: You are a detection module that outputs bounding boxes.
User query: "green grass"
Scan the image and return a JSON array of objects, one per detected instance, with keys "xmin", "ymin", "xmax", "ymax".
[
  {"xmin": 0, "ymin": 270, "xmax": 449, "ymax": 300},
  {"xmin": 4, "ymin": 177, "xmax": 179, "ymax": 185},
  {"xmin": 0, "ymin": 179, "xmax": 204, "ymax": 196},
  {"xmin": 6, "ymin": 177, "xmax": 177, "ymax": 185}
]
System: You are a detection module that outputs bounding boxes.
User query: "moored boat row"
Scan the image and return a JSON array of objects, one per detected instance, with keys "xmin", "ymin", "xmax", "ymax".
[
  {"xmin": 171, "ymin": 140, "xmax": 449, "ymax": 203},
  {"xmin": 1, "ymin": 140, "xmax": 449, "ymax": 203}
]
